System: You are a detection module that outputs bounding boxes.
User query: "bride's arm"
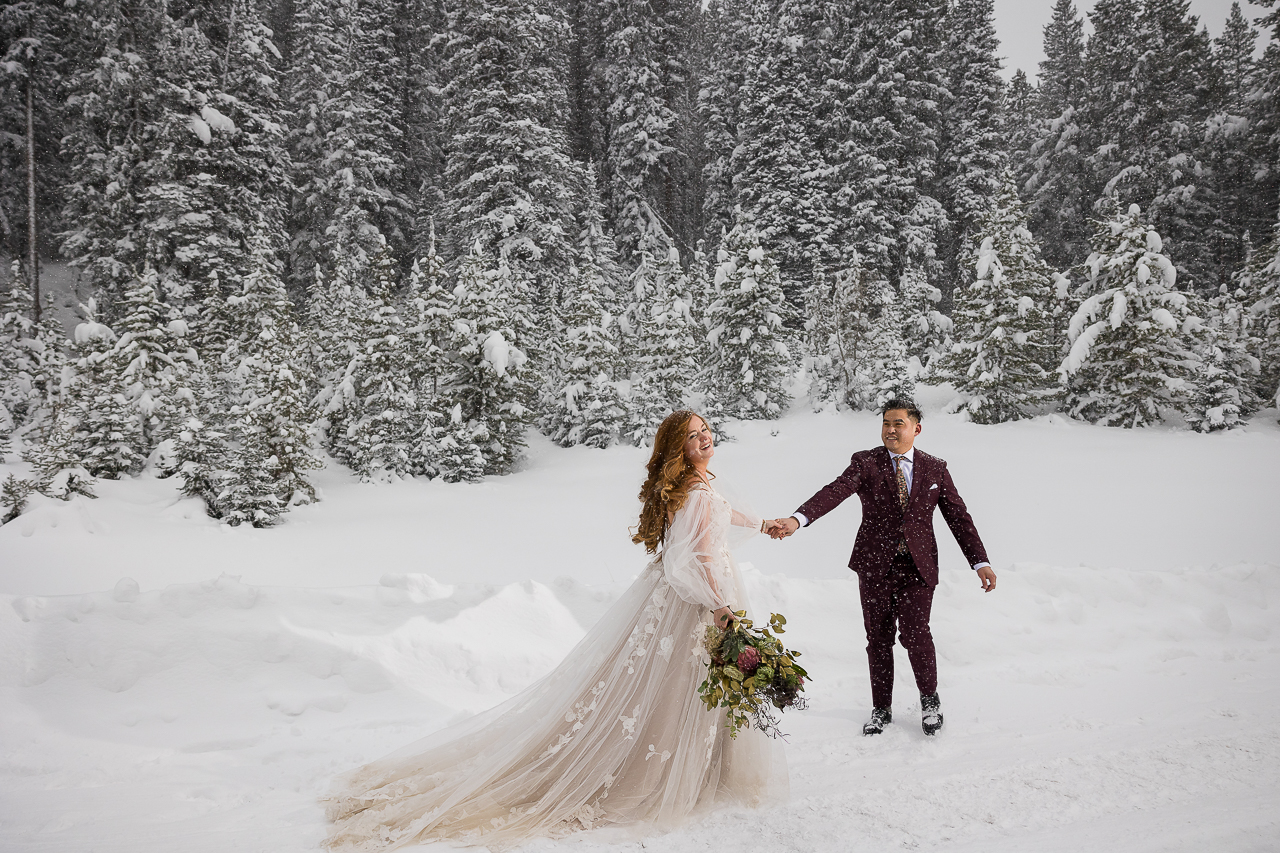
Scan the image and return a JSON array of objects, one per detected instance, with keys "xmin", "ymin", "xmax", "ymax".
[
  {"xmin": 729, "ymin": 506, "xmax": 763, "ymax": 530},
  {"xmin": 661, "ymin": 489, "xmax": 734, "ymax": 625}
]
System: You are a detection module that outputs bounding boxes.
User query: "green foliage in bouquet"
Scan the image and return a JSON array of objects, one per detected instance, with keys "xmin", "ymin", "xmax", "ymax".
[{"xmin": 699, "ymin": 612, "xmax": 809, "ymax": 738}]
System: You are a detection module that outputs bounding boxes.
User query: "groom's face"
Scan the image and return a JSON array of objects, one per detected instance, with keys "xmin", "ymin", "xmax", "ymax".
[{"xmin": 881, "ymin": 410, "xmax": 921, "ymax": 455}]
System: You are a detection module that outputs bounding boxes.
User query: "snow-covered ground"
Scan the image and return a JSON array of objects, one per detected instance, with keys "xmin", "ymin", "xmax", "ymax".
[{"xmin": 3, "ymin": 392, "xmax": 1279, "ymax": 852}]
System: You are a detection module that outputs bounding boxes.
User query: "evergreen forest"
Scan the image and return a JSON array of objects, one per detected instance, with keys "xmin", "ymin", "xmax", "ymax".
[{"xmin": 2, "ymin": 0, "xmax": 1279, "ymax": 525}]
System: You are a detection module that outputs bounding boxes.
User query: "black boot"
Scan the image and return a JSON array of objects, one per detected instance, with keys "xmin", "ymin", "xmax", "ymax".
[
  {"xmin": 921, "ymin": 692, "xmax": 943, "ymax": 736},
  {"xmin": 862, "ymin": 706, "xmax": 892, "ymax": 736}
]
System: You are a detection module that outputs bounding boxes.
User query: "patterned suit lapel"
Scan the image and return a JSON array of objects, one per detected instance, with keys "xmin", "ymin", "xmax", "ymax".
[
  {"xmin": 907, "ymin": 451, "xmax": 930, "ymax": 512},
  {"xmin": 877, "ymin": 446, "xmax": 905, "ymax": 517}
]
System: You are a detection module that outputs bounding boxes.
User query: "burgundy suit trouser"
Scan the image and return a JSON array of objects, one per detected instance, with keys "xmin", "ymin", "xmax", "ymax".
[{"xmin": 857, "ymin": 553, "xmax": 937, "ymax": 708}]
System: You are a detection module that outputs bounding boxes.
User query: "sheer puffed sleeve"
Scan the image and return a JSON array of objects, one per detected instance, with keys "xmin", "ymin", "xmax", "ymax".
[
  {"xmin": 660, "ymin": 488, "xmax": 731, "ymax": 610},
  {"xmin": 726, "ymin": 501, "xmax": 762, "ymax": 551}
]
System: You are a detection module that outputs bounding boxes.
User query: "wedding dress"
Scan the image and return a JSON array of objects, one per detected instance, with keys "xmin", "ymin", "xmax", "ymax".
[{"xmin": 324, "ymin": 484, "xmax": 788, "ymax": 850}]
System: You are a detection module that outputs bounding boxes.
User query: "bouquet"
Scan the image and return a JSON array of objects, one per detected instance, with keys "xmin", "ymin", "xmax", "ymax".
[{"xmin": 698, "ymin": 612, "xmax": 808, "ymax": 738}]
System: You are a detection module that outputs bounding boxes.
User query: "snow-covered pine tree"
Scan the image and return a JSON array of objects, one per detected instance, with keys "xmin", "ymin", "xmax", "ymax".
[
  {"xmin": 1045, "ymin": 270, "xmax": 1075, "ymax": 372},
  {"xmin": 1059, "ymin": 203, "xmax": 1203, "ymax": 427},
  {"xmin": 1023, "ymin": 0, "xmax": 1091, "ymax": 272},
  {"xmin": 937, "ymin": 0, "xmax": 1006, "ymax": 302},
  {"xmin": 1078, "ymin": 0, "xmax": 1143, "ymax": 201},
  {"xmin": 165, "ymin": 362, "xmax": 231, "ymax": 516},
  {"xmin": 107, "ymin": 265, "xmax": 195, "ymax": 457},
  {"xmin": 1239, "ymin": 214, "xmax": 1280, "ymax": 405},
  {"xmin": 1039, "ymin": 0, "xmax": 1087, "ymax": 114},
  {"xmin": 1, "ymin": 473, "xmax": 34, "ymax": 523},
  {"xmin": 493, "ymin": 248, "xmax": 542, "ymax": 403},
  {"xmin": 341, "ymin": 291, "xmax": 419, "ymax": 481},
  {"xmin": 317, "ymin": 233, "xmax": 420, "ymax": 482},
  {"xmin": 1202, "ymin": 4, "xmax": 1263, "ymax": 287},
  {"xmin": 1217, "ymin": 2, "xmax": 1258, "ymax": 114},
  {"xmin": 867, "ymin": 280, "xmax": 915, "ymax": 409},
  {"xmin": 286, "ymin": 0, "xmax": 409, "ymax": 293},
  {"xmin": 664, "ymin": 2, "xmax": 708, "ymax": 260},
  {"xmin": 1, "ymin": 264, "xmax": 67, "ymax": 463},
  {"xmin": 831, "ymin": 0, "xmax": 949, "ymax": 292},
  {"xmin": 576, "ymin": 170, "xmax": 627, "ymax": 314},
  {"xmin": 626, "ymin": 245, "xmax": 701, "ymax": 445},
  {"xmin": 196, "ymin": 0, "xmax": 297, "ymax": 307},
  {"xmin": 543, "ymin": 174, "xmax": 629, "ymax": 446},
  {"xmin": 802, "ymin": 270, "xmax": 840, "ymax": 411},
  {"xmin": 617, "ymin": 236, "xmax": 659, "ymax": 366},
  {"xmin": 940, "ymin": 175, "xmax": 1059, "ymax": 423},
  {"xmin": 441, "ymin": 242, "xmax": 533, "ymax": 476},
  {"xmin": 56, "ymin": 304, "xmax": 146, "ymax": 478},
  {"xmin": 309, "ymin": 204, "xmax": 379, "ymax": 452},
  {"xmin": 217, "ymin": 421, "xmax": 285, "ymax": 527},
  {"xmin": 393, "ymin": 0, "xmax": 449, "ymax": 264},
  {"xmin": 1003, "ymin": 69, "xmax": 1036, "ymax": 171},
  {"xmin": 58, "ymin": 0, "xmax": 166, "ymax": 309},
  {"xmin": 440, "ymin": 0, "xmax": 584, "ymax": 308},
  {"xmin": 803, "ymin": 257, "xmax": 877, "ymax": 411},
  {"xmin": 698, "ymin": 0, "xmax": 752, "ymax": 242},
  {"xmin": 545, "ymin": 262, "xmax": 626, "ymax": 449},
  {"xmin": 1245, "ymin": 1, "xmax": 1280, "ymax": 259},
  {"xmin": 731, "ymin": 0, "xmax": 838, "ymax": 298},
  {"xmin": 211, "ymin": 221, "xmax": 322, "ymax": 521},
  {"xmin": 0, "ymin": 264, "xmax": 51, "ymax": 437},
  {"xmin": 1185, "ymin": 286, "xmax": 1263, "ymax": 431},
  {"xmin": 0, "ymin": 0, "xmax": 68, "ymax": 279},
  {"xmin": 435, "ymin": 402, "xmax": 487, "ymax": 484},
  {"xmin": 704, "ymin": 226, "xmax": 793, "ymax": 420},
  {"xmin": 563, "ymin": 0, "xmax": 603, "ymax": 163},
  {"xmin": 687, "ymin": 240, "xmax": 715, "ymax": 367},
  {"xmin": 534, "ymin": 282, "xmax": 569, "ymax": 436},
  {"xmin": 1082, "ymin": 0, "xmax": 1219, "ymax": 292},
  {"xmin": 0, "ymin": 268, "xmax": 19, "ymax": 453},
  {"xmin": 22, "ymin": 400, "xmax": 96, "ymax": 500},
  {"xmin": 405, "ymin": 227, "xmax": 453, "ymax": 404},
  {"xmin": 899, "ymin": 266, "xmax": 952, "ymax": 375},
  {"xmin": 1186, "ymin": 338, "xmax": 1252, "ymax": 431},
  {"xmin": 61, "ymin": 0, "xmax": 293, "ymax": 321},
  {"xmin": 403, "ymin": 233, "xmax": 453, "ymax": 476},
  {"xmin": 221, "ymin": 221, "xmax": 322, "ymax": 505},
  {"xmin": 598, "ymin": 0, "xmax": 687, "ymax": 260}
]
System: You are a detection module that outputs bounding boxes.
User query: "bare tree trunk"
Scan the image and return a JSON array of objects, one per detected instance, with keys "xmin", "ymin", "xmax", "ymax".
[{"xmin": 26, "ymin": 68, "xmax": 40, "ymax": 324}]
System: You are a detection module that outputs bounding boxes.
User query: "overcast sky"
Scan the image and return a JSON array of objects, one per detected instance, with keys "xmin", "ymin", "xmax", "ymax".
[{"xmin": 992, "ymin": 0, "xmax": 1272, "ymax": 82}]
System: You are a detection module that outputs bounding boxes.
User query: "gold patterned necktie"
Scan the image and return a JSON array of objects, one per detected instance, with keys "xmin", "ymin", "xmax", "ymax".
[
  {"xmin": 894, "ymin": 455, "xmax": 909, "ymax": 554},
  {"xmin": 894, "ymin": 455, "xmax": 909, "ymax": 509}
]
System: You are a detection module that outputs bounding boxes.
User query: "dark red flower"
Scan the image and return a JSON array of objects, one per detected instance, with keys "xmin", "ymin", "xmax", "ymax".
[{"xmin": 736, "ymin": 646, "xmax": 761, "ymax": 674}]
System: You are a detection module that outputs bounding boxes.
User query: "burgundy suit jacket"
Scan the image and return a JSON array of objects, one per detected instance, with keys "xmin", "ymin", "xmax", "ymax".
[{"xmin": 795, "ymin": 446, "xmax": 988, "ymax": 587}]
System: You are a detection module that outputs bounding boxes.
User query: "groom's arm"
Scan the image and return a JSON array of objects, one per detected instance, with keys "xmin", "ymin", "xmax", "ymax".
[
  {"xmin": 935, "ymin": 465, "xmax": 989, "ymax": 568},
  {"xmin": 793, "ymin": 456, "xmax": 866, "ymax": 527}
]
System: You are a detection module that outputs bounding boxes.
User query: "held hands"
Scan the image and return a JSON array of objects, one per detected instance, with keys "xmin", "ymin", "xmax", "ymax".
[{"xmin": 762, "ymin": 517, "xmax": 800, "ymax": 540}]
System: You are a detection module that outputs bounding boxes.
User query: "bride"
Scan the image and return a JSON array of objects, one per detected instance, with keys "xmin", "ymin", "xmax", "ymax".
[{"xmin": 324, "ymin": 410, "xmax": 788, "ymax": 850}]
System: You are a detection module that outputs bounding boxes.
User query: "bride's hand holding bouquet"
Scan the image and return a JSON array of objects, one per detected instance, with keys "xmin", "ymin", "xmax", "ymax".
[{"xmin": 699, "ymin": 611, "xmax": 808, "ymax": 739}]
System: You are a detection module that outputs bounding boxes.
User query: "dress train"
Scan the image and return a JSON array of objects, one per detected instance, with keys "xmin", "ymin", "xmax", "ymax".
[{"xmin": 324, "ymin": 486, "xmax": 787, "ymax": 850}]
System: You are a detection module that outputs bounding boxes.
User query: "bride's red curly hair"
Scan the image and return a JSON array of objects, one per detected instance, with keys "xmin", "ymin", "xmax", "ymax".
[{"xmin": 632, "ymin": 410, "xmax": 708, "ymax": 554}]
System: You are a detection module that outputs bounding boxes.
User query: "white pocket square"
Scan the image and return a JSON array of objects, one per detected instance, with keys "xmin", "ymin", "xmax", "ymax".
[{"xmin": 929, "ymin": 483, "xmax": 938, "ymax": 490}]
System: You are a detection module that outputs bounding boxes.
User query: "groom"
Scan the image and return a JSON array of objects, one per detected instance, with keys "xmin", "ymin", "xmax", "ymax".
[{"xmin": 766, "ymin": 399, "xmax": 995, "ymax": 737}]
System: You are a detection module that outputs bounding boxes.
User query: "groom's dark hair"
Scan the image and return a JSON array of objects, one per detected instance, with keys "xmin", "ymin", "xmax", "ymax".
[{"xmin": 881, "ymin": 398, "xmax": 922, "ymax": 422}]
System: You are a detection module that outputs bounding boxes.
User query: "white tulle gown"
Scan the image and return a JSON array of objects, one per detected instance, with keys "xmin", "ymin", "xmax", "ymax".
[{"xmin": 323, "ymin": 484, "xmax": 788, "ymax": 850}]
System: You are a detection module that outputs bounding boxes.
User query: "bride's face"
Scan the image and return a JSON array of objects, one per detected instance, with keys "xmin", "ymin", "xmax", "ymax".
[{"xmin": 682, "ymin": 416, "xmax": 714, "ymax": 467}]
